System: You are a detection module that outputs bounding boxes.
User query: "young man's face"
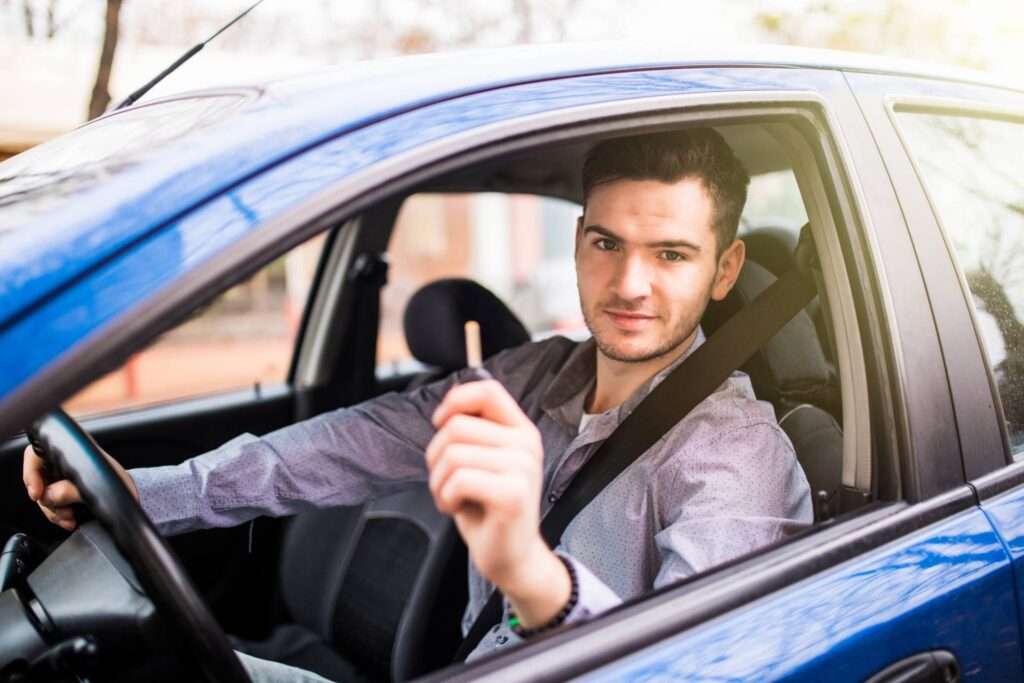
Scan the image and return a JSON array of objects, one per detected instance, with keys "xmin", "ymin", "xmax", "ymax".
[{"xmin": 575, "ymin": 177, "xmax": 744, "ymax": 364}]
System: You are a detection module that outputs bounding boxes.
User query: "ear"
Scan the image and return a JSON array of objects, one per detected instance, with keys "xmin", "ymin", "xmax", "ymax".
[
  {"xmin": 710, "ymin": 239, "xmax": 745, "ymax": 301},
  {"xmin": 574, "ymin": 215, "xmax": 584, "ymax": 256}
]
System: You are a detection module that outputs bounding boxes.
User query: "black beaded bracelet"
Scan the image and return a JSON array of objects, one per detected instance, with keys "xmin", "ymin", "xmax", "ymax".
[{"xmin": 507, "ymin": 554, "xmax": 579, "ymax": 638}]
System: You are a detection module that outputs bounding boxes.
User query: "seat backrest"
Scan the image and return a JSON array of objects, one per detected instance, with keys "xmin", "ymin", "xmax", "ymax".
[
  {"xmin": 702, "ymin": 259, "xmax": 843, "ymax": 520},
  {"xmin": 743, "ymin": 224, "xmax": 838, "ymax": 372},
  {"xmin": 402, "ymin": 278, "xmax": 531, "ymax": 386},
  {"xmin": 277, "ymin": 278, "xmax": 530, "ymax": 680}
]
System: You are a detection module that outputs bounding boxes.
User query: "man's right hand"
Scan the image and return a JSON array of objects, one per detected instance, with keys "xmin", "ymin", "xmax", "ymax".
[{"xmin": 23, "ymin": 444, "xmax": 139, "ymax": 531}]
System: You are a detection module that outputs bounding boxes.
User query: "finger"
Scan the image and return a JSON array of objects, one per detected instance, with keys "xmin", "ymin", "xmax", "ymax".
[
  {"xmin": 42, "ymin": 502, "xmax": 76, "ymax": 523},
  {"xmin": 38, "ymin": 501, "xmax": 77, "ymax": 530},
  {"xmin": 437, "ymin": 468, "xmax": 525, "ymax": 517},
  {"xmin": 23, "ymin": 444, "xmax": 48, "ymax": 501},
  {"xmin": 41, "ymin": 480, "xmax": 82, "ymax": 508},
  {"xmin": 432, "ymin": 380, "xmax": 530, "ymax": 430},
  {"xmin": 428, "ymin": 444, "xmax": 507, "ymax": 499},
  {"xmin": 425, "ymin": 414, "xmax": 524, "ymax": 469}
]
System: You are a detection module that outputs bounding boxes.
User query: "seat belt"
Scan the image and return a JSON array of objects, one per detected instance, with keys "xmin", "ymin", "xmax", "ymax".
[{"xmin": 453, "ymin": 227, "xmax": 819, "ymax": 662}]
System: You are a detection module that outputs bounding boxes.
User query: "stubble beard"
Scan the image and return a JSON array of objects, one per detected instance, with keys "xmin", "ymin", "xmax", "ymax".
[
  {"xmin": 580, "ymin": 278, "xmax": 716, "ymax": 364},
  {"xmin": 585, "ymin": 308, "xmax": 702, "ymax": 363}
]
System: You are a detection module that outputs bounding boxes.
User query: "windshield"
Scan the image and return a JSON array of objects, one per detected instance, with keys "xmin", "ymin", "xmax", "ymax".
[{"xmin": 0, "ymin": 93, "xmax": 253, "ymax": 234}]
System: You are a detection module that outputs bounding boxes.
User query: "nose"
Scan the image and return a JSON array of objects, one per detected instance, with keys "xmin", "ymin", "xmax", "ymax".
[{"xmin": 611, "ymin": 253, "xmax": 652, "ymax": 301}]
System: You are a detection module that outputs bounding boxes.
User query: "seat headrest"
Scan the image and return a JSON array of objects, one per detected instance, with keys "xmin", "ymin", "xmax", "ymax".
[
  {"xmin": 702, "ymin": 260, "xmax": 833, "ymax": 407},
  {"xmin": 403, "ymin": 279, "xmax": 531, "ymax": 371},
  {"xmin": 741, "ymin": 226, "xmax": 798, "ymax": 278}
]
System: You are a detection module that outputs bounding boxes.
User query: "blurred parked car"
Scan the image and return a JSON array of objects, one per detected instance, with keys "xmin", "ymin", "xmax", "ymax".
[{"xmin": 1, "ymin": 44, "xmax": 1024, "ymax": 682}]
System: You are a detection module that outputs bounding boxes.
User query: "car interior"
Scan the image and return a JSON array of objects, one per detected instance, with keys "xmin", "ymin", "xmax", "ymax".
[{"xmin": 0, "ymin": 118, "xmax": 868, "ymax": 682}]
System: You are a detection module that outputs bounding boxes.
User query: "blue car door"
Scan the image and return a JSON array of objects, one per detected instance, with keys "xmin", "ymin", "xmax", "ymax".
[{"xmin": 851, "ymin": 70, "xmax": 1024, "ymax": 678}]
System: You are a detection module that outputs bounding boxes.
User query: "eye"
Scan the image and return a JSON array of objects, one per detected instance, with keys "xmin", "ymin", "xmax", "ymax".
[
  {"xmin": 594, "ymin": 238, "xmax": 618, "ymax": 251},
  {"xmin": 659, "ymin": 250, "xmax": 685, "ymax": 262}
]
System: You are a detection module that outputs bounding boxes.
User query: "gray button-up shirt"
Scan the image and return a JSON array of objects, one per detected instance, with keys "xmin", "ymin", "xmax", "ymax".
[{"xmin": 131, "ymin": 329, "xmax": 812, "ymax": 660}]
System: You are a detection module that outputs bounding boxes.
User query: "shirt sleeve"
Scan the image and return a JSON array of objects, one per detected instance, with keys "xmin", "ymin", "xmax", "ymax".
[
  {"xmin": 558, "ymin": 420, "xmax": 811, "ymax": 624},
  {"xmin": 652, "ymin": 420, "xmax": 813, "ymax": 585},
  {"xmin": 131, "ymin": 371, "xmax": 467, "ymax": 536},
  {"xmin": 557, "ymin": 551, "xmax": 622, "ymax": 624}
]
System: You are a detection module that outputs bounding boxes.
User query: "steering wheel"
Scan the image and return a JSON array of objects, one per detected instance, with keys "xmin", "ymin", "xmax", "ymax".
[{"xmin": 25, "ymin": 409, "xmax": 251, "ymax": 683}]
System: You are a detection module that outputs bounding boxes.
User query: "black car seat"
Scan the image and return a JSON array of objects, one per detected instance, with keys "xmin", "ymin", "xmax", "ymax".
[
  {"xmin": 232, "ymin": 279, "xmax": 530, "ymax": 682},
  {"xmin": 402, "ymin": 278, "xmax": 531, "ymax": 387},
  {"xmin": 743, "ymin": 224, "xmax": 839, "ymax": 378},
  {"xmin": 702, "ymin": 258, "xmax": 844, "ymax": 521}
]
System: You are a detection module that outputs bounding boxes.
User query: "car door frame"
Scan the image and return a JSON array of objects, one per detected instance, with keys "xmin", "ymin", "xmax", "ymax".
[{"xmin": 855, "ymin": 74, "xmax": 1024, "ymax": 677}]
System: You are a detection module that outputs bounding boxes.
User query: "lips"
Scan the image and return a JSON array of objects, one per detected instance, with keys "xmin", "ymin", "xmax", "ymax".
[{"xmin": 604, "ymin": 309, "xmax": 657, "ymax": 331}]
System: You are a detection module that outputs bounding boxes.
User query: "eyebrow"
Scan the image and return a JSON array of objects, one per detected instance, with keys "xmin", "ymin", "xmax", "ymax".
[{"xmin": 583, "ymin": 224, "xmax": 703, "ymax": 253}]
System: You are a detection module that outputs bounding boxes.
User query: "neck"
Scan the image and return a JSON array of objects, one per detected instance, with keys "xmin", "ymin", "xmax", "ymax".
[{"xmin": 586, "ymin": 329, "xmax": 698, "ymax": 414}]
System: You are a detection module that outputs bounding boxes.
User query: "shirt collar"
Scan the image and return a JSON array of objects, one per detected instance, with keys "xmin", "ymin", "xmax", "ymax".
[{"xmin": 541, "ymin": 327, "xmax": 707, "ymax": 435}]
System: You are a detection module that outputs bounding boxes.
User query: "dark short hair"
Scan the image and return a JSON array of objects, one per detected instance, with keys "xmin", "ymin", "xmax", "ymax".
[{"xmin": 581, "ymin": 128, "xmax": 750, "ymax": 257}]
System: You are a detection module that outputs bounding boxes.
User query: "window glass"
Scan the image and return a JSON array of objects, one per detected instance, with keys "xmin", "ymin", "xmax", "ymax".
[
  {"xmin": 378, "ymin": 193, "xmax": 585, "ymax": 374},
  {"xmin": 66, "ymin": 234, "xmax": 325, "ymax": 416},
  {"xmin": 897, "ymin": 111, "xmax": 1024, "ymax": 455},
  {"xmin": 739, "ymin": 170, "xmax": 809, "ymax": 237},
  {"xmin": 0, "ymin": 94, "xmax": 253, "ymax": 232}
]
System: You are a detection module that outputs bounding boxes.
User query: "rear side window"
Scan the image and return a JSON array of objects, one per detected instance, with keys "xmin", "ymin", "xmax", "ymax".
[{"xmin": 897, "ymin": 111, "xmax": 1024, "ymax": 455}]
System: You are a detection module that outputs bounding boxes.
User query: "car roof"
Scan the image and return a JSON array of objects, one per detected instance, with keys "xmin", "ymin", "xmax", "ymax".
[{"xmin": 0, "ymin": 42, "xmax": 1016, "ymax": 332}]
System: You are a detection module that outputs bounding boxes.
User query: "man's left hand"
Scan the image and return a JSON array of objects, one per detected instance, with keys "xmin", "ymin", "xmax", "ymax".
[{"xmin": 427, "ymin": 379, "xmax": 571, "ymax": 628}]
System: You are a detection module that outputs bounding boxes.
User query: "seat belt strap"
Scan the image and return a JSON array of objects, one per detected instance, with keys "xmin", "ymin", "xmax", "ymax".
[{"xmin": 454, "ymin": 241, "xmax": 818, "ymax": 662}]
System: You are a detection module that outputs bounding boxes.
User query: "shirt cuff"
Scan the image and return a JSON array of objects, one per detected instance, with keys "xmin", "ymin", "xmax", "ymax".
[
  {"xmin": 129, "ymin": 463, "xmax": 203, "ymax": 536},
  {"xmin": 555, "ymin": 551, "xmax": 621, "ymax": 625}
]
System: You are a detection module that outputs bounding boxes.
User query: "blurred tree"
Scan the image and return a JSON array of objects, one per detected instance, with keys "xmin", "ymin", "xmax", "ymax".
[
  {"xmin": 87, "ymin": 0, "xmax": 121, "ymax": 120},
  {"xmin": 10, "ymin": 0, "xmax": 58, "ymax": 37},
  {"xmin": 750, "ymin": 0, "xmax": 1001, "ymax": 70},
  {"xmin": 45, "ymin": 0, "xmax": 56, "ymax": 37},
  {"xmin": 118, "ymin": 0, "xmax": 591, "ymax": 61},
  {"xmin": 22, "ymin": 0, "xmax": 32, "ymax": 36}
]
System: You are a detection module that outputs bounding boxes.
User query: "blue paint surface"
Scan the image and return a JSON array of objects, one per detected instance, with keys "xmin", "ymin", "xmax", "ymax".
[
  {"xmin": 583, "ymin": 508, "xmax": 1021, "ymax": 681},
  {"xmin": 980, "ymin": 485, "xmax": 1024, "ymax": 668},
  {"xmin": 0, "ymin": 66, "xmax": 844, "ymax": 402}
]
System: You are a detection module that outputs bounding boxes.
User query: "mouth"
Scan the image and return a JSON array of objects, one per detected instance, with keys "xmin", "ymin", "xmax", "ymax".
[{"xmin": 604, "ymin": 309, "xmax": 657, "ymax": 331}]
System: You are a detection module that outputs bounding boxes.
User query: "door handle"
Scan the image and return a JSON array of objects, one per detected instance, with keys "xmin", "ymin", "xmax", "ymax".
[{"xmin": 864, "ymin": 650, "xmax": 961, "ymax": 683}]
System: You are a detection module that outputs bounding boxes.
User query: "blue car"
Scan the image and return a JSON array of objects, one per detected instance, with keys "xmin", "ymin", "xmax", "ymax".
[{"xmin": 2, "ymin": 44, "xmax": 1024, "ymax": 682}]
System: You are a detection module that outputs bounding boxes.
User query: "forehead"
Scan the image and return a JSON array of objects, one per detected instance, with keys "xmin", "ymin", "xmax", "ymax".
[{"xmin": 584, "ymin": 177, "xmax": 714, "ymax": 234}]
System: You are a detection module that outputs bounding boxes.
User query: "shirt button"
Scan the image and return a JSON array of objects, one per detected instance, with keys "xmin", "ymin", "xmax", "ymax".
[
  {"xmin": 547, "ymin": 494, "xmax": 557, "ymax": 504},
  {"xmin": 496, "ymin": 635, "xmax": 509, "ymax": 645}
]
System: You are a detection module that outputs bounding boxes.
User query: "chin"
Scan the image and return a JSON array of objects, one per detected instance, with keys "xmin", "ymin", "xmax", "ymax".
[{"xmin": 595, "ymin": 336, "xmax": 664, "ymax": 364}]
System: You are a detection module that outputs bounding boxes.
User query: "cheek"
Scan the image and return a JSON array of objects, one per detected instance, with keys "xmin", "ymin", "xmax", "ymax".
[
  {"xmin": 576, "ymin": 254, "xmax": 608, "ymax": 302},
  {"xmin": 656, "ymin": 266, "xmax": 716, "ymax": 315}
]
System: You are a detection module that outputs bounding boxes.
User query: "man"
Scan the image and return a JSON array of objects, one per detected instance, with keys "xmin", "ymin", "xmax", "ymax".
[{"xmin": 24, "ymin": 128, "xmax": 812, "ymax": 677}]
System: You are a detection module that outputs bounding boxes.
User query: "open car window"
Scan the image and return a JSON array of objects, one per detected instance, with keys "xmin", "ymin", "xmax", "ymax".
[{"xmin": 65, "ymin": 233, "xmax": 325, "ymax": 417}]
